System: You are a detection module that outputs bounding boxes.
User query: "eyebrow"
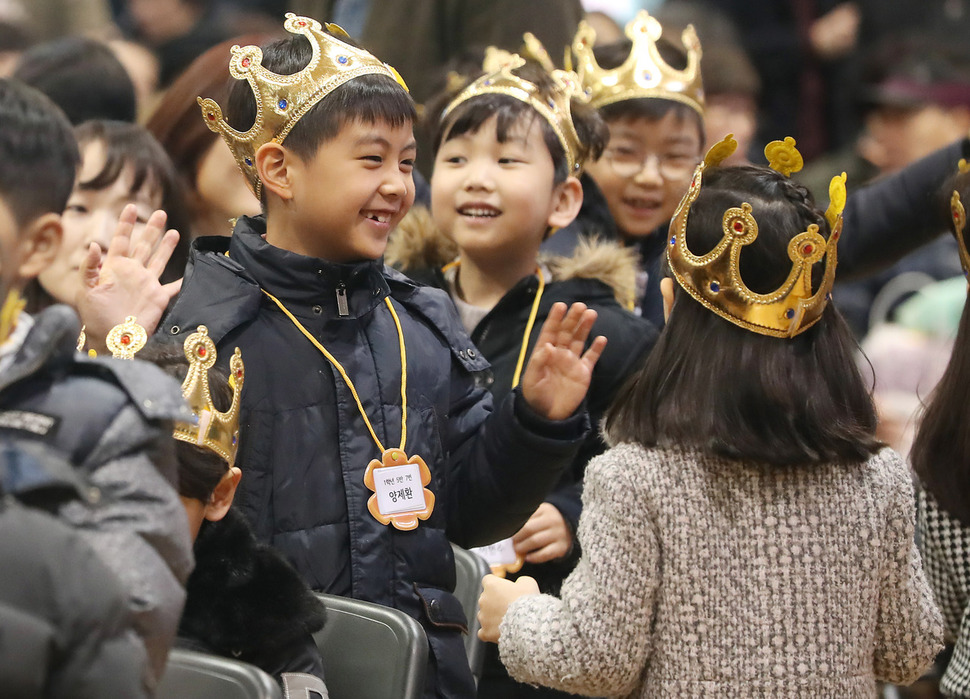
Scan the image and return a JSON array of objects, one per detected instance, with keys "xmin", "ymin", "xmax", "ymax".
[{"xmin": 354, "ymin": 134, "xmax": 417, "ymax": 152}]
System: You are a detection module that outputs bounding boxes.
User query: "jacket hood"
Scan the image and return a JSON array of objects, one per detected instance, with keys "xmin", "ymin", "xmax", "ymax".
[{"xmin": 387, "ymin": 205, "xmax": 640, "ymax": 309}]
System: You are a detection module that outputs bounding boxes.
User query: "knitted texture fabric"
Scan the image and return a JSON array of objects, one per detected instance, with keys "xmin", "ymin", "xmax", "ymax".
[
  {"xmin": 499, "ymin": 443, "xmax": 943, "ymax": 698},
  {"xmin": 918, "ymin": 489, "xmax": 970, "ymax": 697}
]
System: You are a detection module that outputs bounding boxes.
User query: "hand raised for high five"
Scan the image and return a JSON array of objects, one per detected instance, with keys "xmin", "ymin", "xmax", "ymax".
[
  {"xmin": 520, "ymin": 302, "xmax": 606, "ymax": 421},
  {"xmin": 76, "ymin": 204, "xmax": 183, "ymax": 352}
]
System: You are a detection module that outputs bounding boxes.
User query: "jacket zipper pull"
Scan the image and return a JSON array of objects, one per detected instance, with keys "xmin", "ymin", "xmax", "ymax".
[{"xmin": 336, "ymin": 282, "xmax": 349, "ymax": 317}]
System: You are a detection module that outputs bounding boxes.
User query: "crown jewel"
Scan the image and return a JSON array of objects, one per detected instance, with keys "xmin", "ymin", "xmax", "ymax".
[
  {"xmin": 198, "ymin": 13, "xmax": 408, "ymax": 198},
  {"xmin": 443, "ymin": 46, "xmax": 587, "ymax": 174},
  {"xmin": 570, "ymin": 10, "xmax": 704, "ymax": 114},
  {"xmin": 173, "ymin": 326, "xmax": 244, "ymax": 465},
  {"xmin": 950, "ymin": 159, "xmax": 970, "ymax": 276},
  {"xmin": 667, "ymin": 135, "xmax": 844, "ymax": 338}
]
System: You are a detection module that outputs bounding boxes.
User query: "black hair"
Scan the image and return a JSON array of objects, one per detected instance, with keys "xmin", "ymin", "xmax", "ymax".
[
  {"xmin": 0, "ymin": 78, "xmax": 79, "ymax": 227},
  {"xmin": 225, "ymin": 32, "xmax": 416, "ymax": 173},
  {"xmin": 605, "ymin": 165, "xmax": 881, "ymax": 466},
  {"xmin": 13, "ymin": 37, "xmax": 136, "ymax": 125},
  {"xmin": 137, "ymin": 341, "xmax": 233, "ymax": 502},
  {"xmin": 911, "ymin": 170, "xmax": 970, "ymax": 524},
  {"xmin": 431, "ymin": 61, "xmax": 609, "ymax": 185},
  {"xmin": 592, "ymin": 38, "xmax": 705, "ymax": 144}
]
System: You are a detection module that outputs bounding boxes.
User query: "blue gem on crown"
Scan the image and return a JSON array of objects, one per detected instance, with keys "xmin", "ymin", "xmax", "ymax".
[
  {"xmin": 278, "ymin": 98, "xmax": 288, "ymax": 110},
  {"xmin": 709, "ymin": 281, "xmax": 720, "ymax": 293},
  {"xmin": 338, "ymin": 55, "xmax": 348, "ymax": 64}
]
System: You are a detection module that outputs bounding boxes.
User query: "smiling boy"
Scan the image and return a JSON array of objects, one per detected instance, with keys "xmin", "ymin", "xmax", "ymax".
[{"xmin": 160, "ymin": 16, "xmax": 605, "ymax": 697}]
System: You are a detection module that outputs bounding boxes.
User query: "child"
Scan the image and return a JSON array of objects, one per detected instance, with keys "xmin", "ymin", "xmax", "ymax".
[
  {"xmin": 161, "ymin": 15, "xmax": 605, "ymax": 697},
  {"xmin": 478, "ymin": 136, "xmax": 943, "ymax": 697},
  {"xmin": 137, "ymin": 332, "xmax": 329, "ymax": 697},
  {"xmin": 0, "ymin": 78, "xmax": 192, "ymax": 691},
  {"xmin": 388, "ymin": 51, "xmax": 658, "ymax": 698},
  {"xmin": 911, "ymin": 166, "xmax": 970, "ymax": 698}
]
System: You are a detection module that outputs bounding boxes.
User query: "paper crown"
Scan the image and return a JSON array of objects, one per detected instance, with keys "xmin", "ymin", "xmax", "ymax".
[
  {"xmin": 667, "ymin": 135, "xmax": 845, "ymax": 338},
  {"xmin": 949, "ymin": 159, "xmax": 970, "ymax": 275},
  {"xmin": 443, "ymin": 46, "xmax": 587, "ymax": 174},
  {"xmin": 570, "ymin": 10, "xmax": 704, "ymax": 115},
  {"xmin": 198, "ymin": 13, "xmax": 408, "ymax": 198}
]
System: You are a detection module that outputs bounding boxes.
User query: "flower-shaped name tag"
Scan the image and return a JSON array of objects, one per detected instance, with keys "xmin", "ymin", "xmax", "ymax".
[{"xmin": 364, "ymin": 449, "xmax": 435, "ymax": 531}]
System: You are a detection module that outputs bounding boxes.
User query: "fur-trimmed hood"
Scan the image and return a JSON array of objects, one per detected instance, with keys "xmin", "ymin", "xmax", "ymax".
[{"xmin": 386, "ymin": 205, "xmax": 641, "ymax": 310}]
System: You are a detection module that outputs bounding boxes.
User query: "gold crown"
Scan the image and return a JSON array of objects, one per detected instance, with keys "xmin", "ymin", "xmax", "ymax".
[
  {"xmin": 667, "ymin": 135, "xmax": 845, "ymax": 338},
  {"xmin": 442, "ymin": 47, "xmax": 587, "ymax": 174},
  {"xmin": 198, "ymin": 13, "xmax": 408, "ymax": 198},
  {"xmin": 173, "ymin": 326, "xmax": 244, "ymax": 466},
  {"xmin": 570, "ymin": 10, "xmax": 704, "ymax": 114},
  {"xmin": 950, "ymin": 159, "xmax": 970, "ymax": 275}
]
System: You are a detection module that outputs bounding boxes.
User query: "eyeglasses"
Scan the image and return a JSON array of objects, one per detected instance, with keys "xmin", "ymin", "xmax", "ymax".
[{"xmin": 601, "ymin": 148, "xmax": 700, "ymax": 181}]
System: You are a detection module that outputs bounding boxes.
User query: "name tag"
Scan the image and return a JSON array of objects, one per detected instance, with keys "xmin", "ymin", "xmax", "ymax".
[
  {"xmin": 472, "ymin": 538, "xmax": 518, "ymax": 567},
  {"xmin": 373, "ymin": 462, "xmax": 426, "ymax": 515}
]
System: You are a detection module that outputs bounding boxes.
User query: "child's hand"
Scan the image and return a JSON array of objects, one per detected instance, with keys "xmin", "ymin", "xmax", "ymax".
[
  {"xmin": 520, "ymin": 302, "xmax": 606, "ymax": 421},
  {"xmin": 513, "ymin": 502, "xmax": 573, "ymax": 564},
  {"xmin": 477, "ymin": 574, "xmax": 540, "ymax": 643},
  {"xmin": 76, "ymin": 204, "xmax": 183, "ymax": 352}
]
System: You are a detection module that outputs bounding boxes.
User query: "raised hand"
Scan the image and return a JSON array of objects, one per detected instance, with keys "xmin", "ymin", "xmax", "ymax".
[
  {"xmin": 520, "ymin": 302, "xmax": 606, "ymax": 421},
  {"xmin": 76, "ymin": 204, "xmax": 183, "ymax": 352}
]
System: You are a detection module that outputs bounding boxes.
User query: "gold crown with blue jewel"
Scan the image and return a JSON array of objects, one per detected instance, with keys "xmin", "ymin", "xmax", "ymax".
[
  {"xmin": 198, "ymin": 13, "xmax": 409, "ymax": 198},
  {"xmin": 667, "ymin": 135, "xmax": 845, "ymax": 338},
  {"xmin": 570, "ymin": 10, "xmax": 704, "ymax": 115}
]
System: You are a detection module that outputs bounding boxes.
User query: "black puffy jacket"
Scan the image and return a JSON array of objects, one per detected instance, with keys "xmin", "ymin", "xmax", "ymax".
[{"xmin": 159, "ymin": 217, "xmax": 588, "ymax": 698}]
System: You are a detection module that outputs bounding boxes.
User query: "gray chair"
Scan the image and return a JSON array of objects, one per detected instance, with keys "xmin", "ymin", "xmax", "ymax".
[
  {"xmin": 312, "ymin": 593, "xmax": 428, "ymax": 699},
  {"xmin": 157, "ymin": 648, "xmax": 282, "ymax": 699},
  {"xmin": 451, "ymin": 543, "xmax": 490, "ymax": 684}
]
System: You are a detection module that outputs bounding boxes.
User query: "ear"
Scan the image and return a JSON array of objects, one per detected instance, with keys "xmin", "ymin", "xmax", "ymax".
[
  {"xmin": 255, "ymin": 142, "xmax": 297, "ymax": 202},
  {"xmin": 546, "ymin": 176, "xmax": 584, "ymax": 230},
  {"xmin": 17, "ymin": 213, "xmax": 62, "ymax": 280},
  {"xmin": 203, "ymin": 466, "xmax": 242, "ymax": 523},
  {"xmin": 660, "ymin": 276, "xmax": 675, "ymax": 322}
]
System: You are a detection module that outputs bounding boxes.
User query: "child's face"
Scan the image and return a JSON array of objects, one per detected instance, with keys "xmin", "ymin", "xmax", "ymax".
[
  {"xmin": 431, "ymin": 114, "xmax": 561, "ymax": 262},
  {"xmin": 42, "ymin": 139, "xmax": 161, "ymax": 305},
  {"xmin": 195, "ymin": 137, "xmax": 260, "ymax": 234},
  {"xmin": 287, "ymin": 119, "xmax": 416, "ymax": 262},
  {"xmin": 585, "ymin": 112, "xmax": 702, "ymax": 239}
]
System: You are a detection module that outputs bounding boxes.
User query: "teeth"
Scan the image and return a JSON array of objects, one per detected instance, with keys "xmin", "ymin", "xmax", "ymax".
[
  {"xmin": 459, "ymin": 208, "xmax": 498, "ymax": 217},
  {"xmin": 367, "ymin": 213, "xmax": 391, "ymax": 223}
]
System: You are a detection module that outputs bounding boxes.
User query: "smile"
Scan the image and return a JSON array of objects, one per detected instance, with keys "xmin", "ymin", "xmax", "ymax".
[
  {"xmin": 458, "ymin": 206, "xmax": 500, "ymax": 218},
  {"xmin": 364, "ymin": 212, "xmax": 393, "ymax": 223}
]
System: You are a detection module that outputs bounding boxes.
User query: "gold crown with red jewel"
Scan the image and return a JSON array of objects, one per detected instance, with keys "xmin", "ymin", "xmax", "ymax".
[
  {"xmin": 949, "ymin": 159, "xmax": 970, "ymax": 275},
  {"xmin": 443, "ymin": 44, "xmax": 588, "ymax": 174},
  {"xmin": 667, "ymin": 135, "xmax": 845, "ymax": 338},
  {"xmin": 197, "ymin": 13, "xmax": 409, "ymax": 198},
  {"xmin": 570, "ymin": 9, "xmax": 704, "ymax": 115},
  {"xmin": 107, "ymin": 319, "xmax": 244, "ymax": 464}
]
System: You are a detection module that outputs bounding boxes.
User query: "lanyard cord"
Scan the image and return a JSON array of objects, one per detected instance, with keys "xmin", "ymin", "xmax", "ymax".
[{"xmin": 262, "ymin": 289, "xmax": 407, "ymax": 454}]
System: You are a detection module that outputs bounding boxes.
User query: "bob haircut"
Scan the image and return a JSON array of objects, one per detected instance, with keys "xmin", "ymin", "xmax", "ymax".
[
  {"xmin": 911, "ymin": 171, "xmax": 970, "ymax": 524},
  {"xmin": 592, "ymin": 39, "xmax": 705, "ymax": 145},
  {"xmin": 225, "ymin": 32, "xmax": 416, "ymax": 176},
  {"xmin": 431, "ymin": 61, "xmax": 609, "ymax": 185},
  {"xmin": 605, "ymin": 165, "xmax": 881, "ymax": 466},
  {"xmin": 137, "ymin": 341, "xmax": 233, "ymax": 502}
]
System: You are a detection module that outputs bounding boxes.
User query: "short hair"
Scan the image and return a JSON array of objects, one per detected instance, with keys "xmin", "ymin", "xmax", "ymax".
[
  {"xmin": 911, "ymin": 170, "xmax": 970, "ymax": 525},
  {"xmin": 137, "ymin": 341, "xmax": 232, "ymax": 502},
  {"xmin": 592, "ymin": 39, "xmax": 705, "ymax": 144},
  {"xmin": 432, "ymin": 61, "xmax": 609, "ymax": 185},
  {"xmin": 0, "ymin": 78, "xmax": 79, "ymax": 227},
  {"xmin": 604, "ymin": 165, "xmax": 881, "ymax": 466},
  {"xmin": 225, "ymin": 33, "xmax": 416, "ymax": 165},
  {"xmin": 74, "ymin": 120, "xmax": 190, "ymax": 284},
  {"xmin": 13, "ymin": 37, "xmax": 136, "ymax": 125}
]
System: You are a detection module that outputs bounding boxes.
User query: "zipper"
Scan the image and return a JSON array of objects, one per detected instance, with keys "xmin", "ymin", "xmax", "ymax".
[{"xmin": 336, "ymin": 281, "xmax": 349, "ymax": 316}]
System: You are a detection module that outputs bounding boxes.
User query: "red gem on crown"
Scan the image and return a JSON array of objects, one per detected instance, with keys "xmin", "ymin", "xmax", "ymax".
[
  {"xmin": 207, "ymin": 112, "xmax": 215, "ymax": 120},
  {"xmin": 198, "ymin": 346, "xmax": 207, "ymax": 358},
  {"xmin": 298, "ymin": 20, "xmax": 307, "ymax": 26},
  {"xmin": 241, "ymin": 57, "xmax": 251, "ymax": 68},
  {"xmin": 802, "ymin": 243, "xmax": 814, "ymax": 255},
  {"xmin": 120, "ymin": 334, "xmax": 131, "ymax": 346},
  {"xmin": 733, "ymin": 220, "xmax": 744, "ymax": 232}
]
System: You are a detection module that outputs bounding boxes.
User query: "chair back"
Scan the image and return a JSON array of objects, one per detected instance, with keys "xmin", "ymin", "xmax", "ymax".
[
  {"xmin": 313, "ymin": 593, "xmax": 428, "ymax": 699},
  {"xmin": 451, "ymin": 544, "xmax": 490, "ymax": 683},
  {"xmin": 157, "ymin": 648, "xmax": 282, "ymax": 699}
]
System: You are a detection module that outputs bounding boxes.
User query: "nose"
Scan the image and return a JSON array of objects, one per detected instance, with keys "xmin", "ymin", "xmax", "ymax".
[
  {"xmin": 462, "ymin": 158, "xmax": 496, "ymax": 192},
  {"xmin": 87, "ymin": 209, "xmax": 114, "ymax": 252},
  {"xmin": 631, "ymin": 154, "xmax": 664, "ymax": 185},
  {"xmin": 379, "ymin": 168, "xmax": 411, "ymax": 200}
]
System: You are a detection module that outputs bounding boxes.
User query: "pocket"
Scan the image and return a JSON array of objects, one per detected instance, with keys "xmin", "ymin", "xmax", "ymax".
[{"xmin": 413, "ymin": 584, "xmax": 468, "ymax": 634}]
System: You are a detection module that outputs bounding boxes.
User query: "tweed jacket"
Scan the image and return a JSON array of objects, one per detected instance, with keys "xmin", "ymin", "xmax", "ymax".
[
  {"xmin": 499, "ymin": 443, "xmax": 943, "ymax": 698},
  {"xmin": 918, "ymin": 489, "xmax": 970, "ymax": 697}
]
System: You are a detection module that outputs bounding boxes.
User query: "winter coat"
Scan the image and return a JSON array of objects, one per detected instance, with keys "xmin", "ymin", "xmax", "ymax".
[
  {"xmin": 0, "ymin": 304, "xmax": 194, "ymax": 691},
  {"xmin": 158, "ymin": 216, "xmax": 588, "ymax": 698},
  {"xmin": 499, "ymin": 444, "xmax": 943, "ymax": 698},
  {"xmin": 0, "ymin": 439, "xmax": 148, "ymax": 698},
  {"xmin": 177, "ymin": 508, "xmax": 328, "ymax": 693},
  {"xmin": 543, "ymin": 138, "xmax": 970, "ymax": 328}
]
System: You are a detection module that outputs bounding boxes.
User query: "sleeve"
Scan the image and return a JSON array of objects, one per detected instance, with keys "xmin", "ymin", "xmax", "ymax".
[
  {"xmin": 497, "ymin": 449, "xmax": 660, "ymax": 696},
  {"xmin": 839, "ymin": 138, "xmax": 969, "ymax": 280},
  {"xmin": 917, "ymin": 490, "xmax": 967, "ymax": 638},
  {"xmin": 873, "ymin": 464, "xmax": 944, "ymax": 684}
]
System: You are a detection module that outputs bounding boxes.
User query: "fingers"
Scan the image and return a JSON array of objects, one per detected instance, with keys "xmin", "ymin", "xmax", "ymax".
[
  {"xmin": 78, "ymin": 242, "xmax": 103, "ymax": 291},
  {"xmin": 524, "ymin": 541, "xmax": 570, "ymax": 564},
  {"xmin": 107, "ymin": 204, "xmax": 138, "ymax": 259},
  {"xmin": 581, "ymin": 335, "xmax": 608, "ymax": 371},
  {"xmin": 531, "ymin": 301, "xmax": 567, "ymax": 350},
  {"xmin": 128, "ymin": 210, "xmax": 169, "ymax": 266},
  {"xmin": 146, "ymin": 229, "xmax": 181, "ymax": 279}
]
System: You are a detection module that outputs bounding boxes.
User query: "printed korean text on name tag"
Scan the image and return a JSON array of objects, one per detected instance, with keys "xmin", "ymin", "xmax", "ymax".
[{"xmin": 373, "ymin": 462, "xmax": 427, "ymax": 515}]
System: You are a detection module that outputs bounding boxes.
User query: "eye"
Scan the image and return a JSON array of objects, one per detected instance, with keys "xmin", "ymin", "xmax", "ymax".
[
  {"xmin": 400, "ymin": 158, "xmax": 414, "ymax": 170},
  {"xmin": 498, "ymin": 157, "xmax": 521, "ymax": 165},
  {"xmin": 361, "ymin": 155, "xmax": 383, "ymax": 164},
  {"xmin": 65, "ymin": 203, "xmax": 88, "ymax": 214},
  {"xmin": 444, "ymin": 155, "xmax": 466, "ymax": 165}
]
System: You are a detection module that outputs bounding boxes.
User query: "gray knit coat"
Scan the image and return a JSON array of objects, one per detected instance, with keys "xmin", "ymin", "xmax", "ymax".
[{"xmin": 498, "ymin": 443, "xmax": 943, "ymax": 698}]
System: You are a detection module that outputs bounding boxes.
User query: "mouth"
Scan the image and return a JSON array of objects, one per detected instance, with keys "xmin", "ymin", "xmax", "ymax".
[
  {"xmin": 622, "ymin": 197, "xmax": 663, "ymax": 215},
  {"xmin": 362, "ymin": 210, "xmax": 395, "ymax": 224},
  {"xmin": 457, "ymin": 203, "xmax": 501, "ymax": 219}
]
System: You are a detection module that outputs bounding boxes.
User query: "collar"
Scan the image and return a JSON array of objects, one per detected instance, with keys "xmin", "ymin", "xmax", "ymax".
[{"xmin": 228, "ymin": 215, "xmax": 391, "ymax": 319}]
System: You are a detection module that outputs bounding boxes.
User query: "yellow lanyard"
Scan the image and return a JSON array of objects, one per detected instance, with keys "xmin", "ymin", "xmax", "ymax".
[
  {"xmin": 261, "ymin": 289, "xmax": 407, "ymax": 454},
  {"xmin": 445, "ymin": 263, "xmax": 545, "ymax": 388}
]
